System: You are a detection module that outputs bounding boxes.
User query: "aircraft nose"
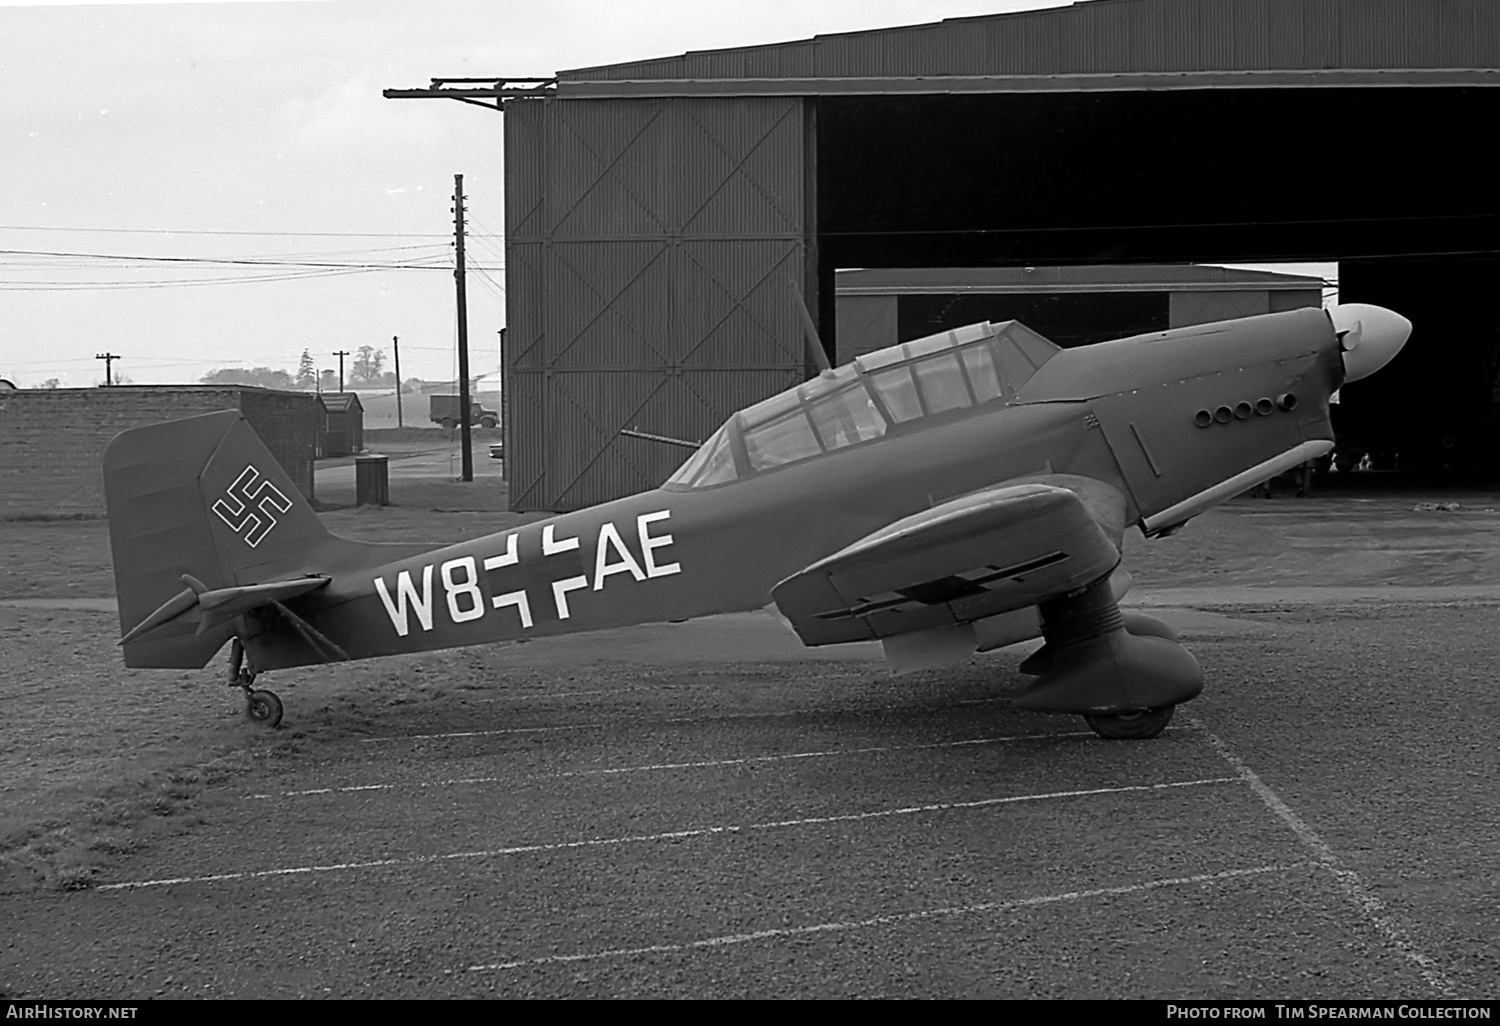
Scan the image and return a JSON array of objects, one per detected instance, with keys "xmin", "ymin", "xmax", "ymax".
[{"xmin": 1330, "ymin": 303, "xmax": 1412, "ymax": 382}]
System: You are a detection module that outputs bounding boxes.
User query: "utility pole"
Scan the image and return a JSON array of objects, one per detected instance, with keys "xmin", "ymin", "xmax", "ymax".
[
  {"xmin": 332, "ymin": 350, "xmax": 350, "ymax": 393},
  {"xmin": 454, "ymin": 173, "xmax": 473, "ymax": 482},
  {"xmin": 498, "ymin": 327, "xmax": 508, "ymax": 464},
  {"xmin": 95, "ymin": 352, "xmax": 120, "ymax": 386},
  {"xmin": 392, "ymin": 335, "xmax": 403, "ymax": 428}
]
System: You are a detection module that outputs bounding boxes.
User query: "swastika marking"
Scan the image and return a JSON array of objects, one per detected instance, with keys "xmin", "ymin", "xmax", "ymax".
[{"xmin": 212, "ymin": 466, "xmax": 292, "ymax": 548}]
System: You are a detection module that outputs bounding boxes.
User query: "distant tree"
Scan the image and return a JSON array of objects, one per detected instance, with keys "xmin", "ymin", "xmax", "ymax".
[
  {"xmin": 200, "ymin": 367, "xmax": 295, "ymax": 390},
  {"xmin": 350, "ymin": 345, "xmax": 386, "ymax": 386},
  {"xmin": 39, "ymin": 377, "xmax": 61, "ymax": 389},
  {"xmin": 295, "ymin": 349, "xmax": 317, "ymax": 389}
]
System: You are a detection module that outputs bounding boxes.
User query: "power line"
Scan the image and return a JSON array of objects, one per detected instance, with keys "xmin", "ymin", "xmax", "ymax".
[
  {"xmin": 0, "ymin": 267, "xmax": 381, "ymax": 291},
  {"xmin": 0, "ymin": 246, "xmax": 454, "ymax": 269},
  {"xmin": 0, "ymin": 224, "xmax": 449, "ymax": 238},
  {"xmin": 0, "ymin": 242, "xmax": 487, "ymax": 265},
  {"xmin": 470, "ymin": 265, "xmax": 508, "ymax": 299}
]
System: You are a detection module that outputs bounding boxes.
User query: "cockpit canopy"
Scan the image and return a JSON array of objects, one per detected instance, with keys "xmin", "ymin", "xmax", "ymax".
[{"xmin": 666, "ymin": 320, "xmax": 1059, "ymax": 489}]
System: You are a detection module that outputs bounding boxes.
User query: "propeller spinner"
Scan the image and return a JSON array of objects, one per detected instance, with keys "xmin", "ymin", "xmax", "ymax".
[{"xmin": 1330, "ymin": 303, "xmax": 1413, "ymax": 382}]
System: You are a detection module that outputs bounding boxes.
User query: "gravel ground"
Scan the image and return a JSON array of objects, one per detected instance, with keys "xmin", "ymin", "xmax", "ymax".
[
  {"xmin": 3, "ymin": 475, "xmax": 1498, "ymax": 998},
  {"xmin": 1, "ymin": 600, "xmax": 1496, "ymax": 998}
]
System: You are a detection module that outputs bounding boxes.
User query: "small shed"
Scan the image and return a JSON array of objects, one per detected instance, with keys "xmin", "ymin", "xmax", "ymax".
[{"xmin": 318, "ymin": 392, "xmax": 364, "ymax": 457}]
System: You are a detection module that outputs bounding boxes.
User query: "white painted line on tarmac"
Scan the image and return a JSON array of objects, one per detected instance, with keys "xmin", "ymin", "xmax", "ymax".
[
  {"xmin": 1189, "ymin": 713, "xmax": 1459, "ymax": 999},
  {"xmin": 100, "ymin": 775, "xmax": 1237, "ymax": 891},
  {"xmin": 466, "ymin": 676, "xmax": 874, "ymax": 703},
  {"xmin": 351, "ymin": 694, "xmax": 1076, "ymax": 744},
  {"xmin": 466, "ymin": 688, "xmax": 616, "ymax": 702},
  {"xmin": 351, "ymin": 707, "xmax": 912, "ymax": 744},
  {"xmin": 353, "ymin": 708, "xmax": 929, "ymax": 743},
  {"xmin": 463, "ymin": 862, "xmax": 1306, "ymax": 973},
  {"xmin": 357, "ymin": 722, "xmax": 607, "ymax": 742},
  {"xmin": 252, "ymin": 730, "xmax": 1102, "ymax": 799}
]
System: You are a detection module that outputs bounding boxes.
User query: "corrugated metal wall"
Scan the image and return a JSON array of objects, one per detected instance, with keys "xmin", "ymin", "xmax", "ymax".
[
  {"xmin": 561, "ymin": 0, "xmax": 1500, "ymax": 81},
  {"xmin": 504, "ymin": 97, "xmax": 810, "ymax": 511}
]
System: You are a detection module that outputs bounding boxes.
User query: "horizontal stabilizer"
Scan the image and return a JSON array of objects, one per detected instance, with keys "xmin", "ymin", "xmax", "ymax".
[{"xmin": 120, "ymin": 575, "xmax": 330, "ymax": 645}]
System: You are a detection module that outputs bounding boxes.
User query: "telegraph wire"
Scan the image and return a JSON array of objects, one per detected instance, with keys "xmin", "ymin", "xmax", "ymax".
[
  {"xmin": 0, "ymin": 224, "xmax": 449, "ymax": 238},
  {"xmin": 0, "ymin": 241, "xmax": 503, "ymax": 289},
  {"xmin": 0, "ymin": 243, "xmax": 447, "ymax": 265},
  {"xmin": 470, "ymin": 264, "xmax": 508, "ymax": 299},
  {"xmin": 0, "ymin": 246, "xmax": 455, "ymax": 269},
  {"xmin": 0, "ymin": 267, "xmax": 382, "ymax": 292},
  {"xmin": 2, "ymin": 341, "xmax": 460, "ymax": 369}
]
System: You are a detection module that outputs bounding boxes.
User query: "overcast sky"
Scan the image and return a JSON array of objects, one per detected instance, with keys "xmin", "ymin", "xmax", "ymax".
[{"xmin": 0, "ymin": 0, "xmax": 1326, "ymax": 388}]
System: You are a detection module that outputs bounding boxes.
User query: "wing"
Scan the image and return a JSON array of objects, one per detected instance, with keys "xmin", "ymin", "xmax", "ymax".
[{"xmin": 770, "ymin": 474, "xmax": 1128, "ymax": 668}]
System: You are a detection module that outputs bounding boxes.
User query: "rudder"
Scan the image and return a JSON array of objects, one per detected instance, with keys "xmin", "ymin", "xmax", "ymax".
[{"xmin": 104, "ymin": 410, "xmax": 332, "ymax": 668}]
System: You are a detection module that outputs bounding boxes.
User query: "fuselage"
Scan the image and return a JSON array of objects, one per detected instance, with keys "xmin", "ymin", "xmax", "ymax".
[{"xmin": 250, "ymin": 307, "xmax": 1345, "ymax": 671}]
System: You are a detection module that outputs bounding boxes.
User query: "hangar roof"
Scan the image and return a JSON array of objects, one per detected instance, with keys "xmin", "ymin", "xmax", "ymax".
[
  {"xmin": 835, "ymin": 264, "xmax": 1327, "ymax": 295},
  {"xmin": 558, "ymin": 0, "xmax": 1500, "ymax": 96}
]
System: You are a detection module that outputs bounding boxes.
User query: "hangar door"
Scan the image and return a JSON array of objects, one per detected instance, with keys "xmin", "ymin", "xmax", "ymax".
[{"xmin": 505, "ymin": 96, "xmax": 813, "ymax": 511}]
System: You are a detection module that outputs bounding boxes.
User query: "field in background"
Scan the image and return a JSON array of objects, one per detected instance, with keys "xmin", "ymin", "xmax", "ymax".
[{"xmin": 353, "ymin": 390, "xmax": 501, "ymax": 429}]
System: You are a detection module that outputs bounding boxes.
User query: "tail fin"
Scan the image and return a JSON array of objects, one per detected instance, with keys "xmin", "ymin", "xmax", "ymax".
[{"xmin": 105, "ymin": 410, "xmax": 334, "ymax": 668}]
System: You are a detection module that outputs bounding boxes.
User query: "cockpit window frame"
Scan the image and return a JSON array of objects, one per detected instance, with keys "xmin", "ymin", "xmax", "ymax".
[{"xmin": 663, "ymin": 320, "xmax": 1059, "ymax": 490}]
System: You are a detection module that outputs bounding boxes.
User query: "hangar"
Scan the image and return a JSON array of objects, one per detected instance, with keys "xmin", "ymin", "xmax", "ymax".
[
  {"xmin": 834, "ymin": 264, "xmax": 1326, "ymax": 362},
  {"xmin": 390, "ymin": 0, "xmax": 1500, "ymax": 511}
]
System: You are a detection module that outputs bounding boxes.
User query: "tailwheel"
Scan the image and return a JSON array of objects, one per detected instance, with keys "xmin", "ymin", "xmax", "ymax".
[
  {"xmin": 1084, "ymin": 705, "xmax": 1174, "ymax": 740},
  {"xmin": 245, "ymin": 689, "xmax": 283, "ymax": 728}
]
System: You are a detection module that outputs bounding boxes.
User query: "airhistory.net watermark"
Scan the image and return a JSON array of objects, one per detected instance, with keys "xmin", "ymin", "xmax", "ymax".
[{"xmin": 5, "ymin": 1008, "xmax": 137, "ymax": 1019}]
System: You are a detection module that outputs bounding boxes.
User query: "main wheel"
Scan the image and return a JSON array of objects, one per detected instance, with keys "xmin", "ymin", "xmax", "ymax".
[
  {"xmin": 245, "ymin": 689, "xmax": 283, "ymax": 728},
  {"xmin": 480, "ymin": 415, "xmax": 497, "ymax": 429},
  {"xmin": 440, "ymin": 417, "xmax": 456, "ymax": 430},
  {"xmin": 1084, "ymin": 705, "xmax": 1174, "ymax": 740}
]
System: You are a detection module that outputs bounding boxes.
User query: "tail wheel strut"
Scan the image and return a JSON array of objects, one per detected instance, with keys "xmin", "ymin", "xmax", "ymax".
[{"xmin": 228, "ymin": 638, "xmax": 283, "ymax": 728}]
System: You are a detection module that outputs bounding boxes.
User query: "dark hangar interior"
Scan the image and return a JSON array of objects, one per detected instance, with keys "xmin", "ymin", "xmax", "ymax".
[{"xmin": 396, "ymin": 0, "xmax": 1500, "ymax": 510}]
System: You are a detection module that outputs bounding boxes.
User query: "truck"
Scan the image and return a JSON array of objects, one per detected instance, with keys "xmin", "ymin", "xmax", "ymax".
[{"xmin": 429, "ymin": 394, "xmax": 498, "ymax": 430}]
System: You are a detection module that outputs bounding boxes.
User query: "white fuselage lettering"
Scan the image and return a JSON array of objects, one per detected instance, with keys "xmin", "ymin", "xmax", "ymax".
[
  {"xmin": 374, "ymin": 510, "xmax": 682, "ymax": 637},
  {"xmin": 594, "ymin": 522, "xmax": 646, "ymax": 589},
  {"xmin": 374, "ymin": 565, "xmax": 435, "ymax": 636},
  {"xmin": 638, "ymin": 509, "xmax": 681, "ymax": 578},
  {"xmin": 441, "ymin": 556, "xmax": 485, "ymax": 623}
]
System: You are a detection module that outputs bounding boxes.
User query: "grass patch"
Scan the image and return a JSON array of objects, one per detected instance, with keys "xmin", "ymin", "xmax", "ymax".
[
  {"xmin": 366, "ymin": 426, "xmax": 493, "ymax": 443},
  {"xmin": 0, "ymin": 751, "xmax": 250, "ymax": 892},
  {"xmin": 0, "ymin": 512, "xmax": 105, "ymax": 523}
]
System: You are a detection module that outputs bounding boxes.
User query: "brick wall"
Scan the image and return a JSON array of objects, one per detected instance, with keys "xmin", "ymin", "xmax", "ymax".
[{"xmin": 0, "ymin": 387, "xmax": 317, "ymax": 519}]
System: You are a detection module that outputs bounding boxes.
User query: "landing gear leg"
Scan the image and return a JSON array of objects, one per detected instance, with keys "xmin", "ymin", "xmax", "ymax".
[
  {"xmin": 228, "ymin": 638, "xmax": 283, "ymax": 728},
  {"xmin": 1013, "ymin": 575, "xmax": 1202, "ymax": 739}
]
